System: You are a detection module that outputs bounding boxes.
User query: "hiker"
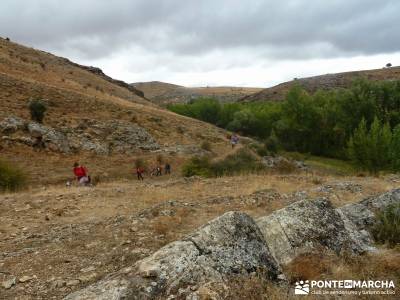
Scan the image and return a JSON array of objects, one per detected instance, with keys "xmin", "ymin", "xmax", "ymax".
[
  {"xmin": 73, "ymin": 162, "xmax": 91, "ymax": 185},
  {"xmin": 230, "ymin": 134, "xmax": 239, "ymax": 148},
  {"xmin": 156, "ymin": 166, "xmax": 162, "ymax": 176},
  {"xmin": 136, "ymin": 166, "xmax": 144, "ymax": 181},
  {"xmin": 150, "ymin": 166, "xmax": 157, "ymax": 177},
  {"xmin": 165, "ymin": 163, "xmax": 171, "ymax": 175}
]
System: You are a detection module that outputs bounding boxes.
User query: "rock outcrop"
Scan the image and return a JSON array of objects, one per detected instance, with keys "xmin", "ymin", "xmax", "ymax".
[
  {"xmin": 65, "ymin": 212, "xmax": 282, "ymax": 299},
  {"xmin": 336, "ymin": 188, "xmax": 400, "ymax": 251},
  {"xmin": 0, "ymin": 116, "xmax": 25, "ymax": 134},
  {"xmin": 65, "ymin": 189, "xmax": 400, "ymax": 299},
  {"xmin": 1, "ymin": 116, "xmax": 159, "ymax": 154},
  {"xmin": 63, "ymin": 59, "xmax": 145, "ymax": 98}
]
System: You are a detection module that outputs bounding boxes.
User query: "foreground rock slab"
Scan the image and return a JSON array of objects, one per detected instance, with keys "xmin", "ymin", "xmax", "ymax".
[
  {"xmin": 256, "ymin": 198, "xmax": 367, "ymax": 265},
  {"xmin": 65, "ymin": 188, "xmax": 400, "ymax": 299},
  {"xmin": 65, "ymin": 211, "xmax": 281, "ymax": 299}
]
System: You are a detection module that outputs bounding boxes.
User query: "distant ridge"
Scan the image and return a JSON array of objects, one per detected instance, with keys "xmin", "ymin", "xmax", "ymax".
[
  {"xmin": 240, "ymin": 66, "xmax": 400, "ymax": 102},
  {"xmin": 131, "ymin": 81, "xmax": 262, "ymax": 105}
]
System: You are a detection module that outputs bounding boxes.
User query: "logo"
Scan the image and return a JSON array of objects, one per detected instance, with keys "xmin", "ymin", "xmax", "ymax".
[
  {"xmin": 294, "ymin": 279, "xmax": 395, "ymax": 296},
  {"xmin": 295, "ymin": 280, "xmax": 310, "ymax": 295}
]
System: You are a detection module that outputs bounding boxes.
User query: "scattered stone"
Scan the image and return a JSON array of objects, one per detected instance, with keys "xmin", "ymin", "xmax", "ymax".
[
  {"xmin": 131, "ymin": 248, "xmax": 150, "ymax": 257},
  {"xmin": 316, "ymin": 182, "xmax": 362, "ymax": 194},
  {"xmin": 66, "ymin": 279, "xmax": 80, "ymax": 287},
  {"xmin": 51, "ymin": 279, "xmax": 66, "ymax": 289},
  {"xmin": 78, "ymin": 273, "xmax": 97, "ymax": 283},
  {"xmin": 1, "ymin": 276, "xmax": 16, "ymax": 289},
  {"xmin": 80, "ymin": 266, "xmax": 96, "ymax": 273},
  {"xmin": 19, "ymin": 275, "xmax": 35, "ymax": 283},
  {"xmin": 262, "ymin": 156, "xmax": 308, "ymax": 170}
]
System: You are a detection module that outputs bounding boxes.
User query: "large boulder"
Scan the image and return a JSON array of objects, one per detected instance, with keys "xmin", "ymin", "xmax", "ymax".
[
  {"xmin": 256, "ymin": 198, "xmax": 366, "ymax": 265},
  {"xmin": 65, "ymin": 212, "xmax": 281, "ymax": 299}
]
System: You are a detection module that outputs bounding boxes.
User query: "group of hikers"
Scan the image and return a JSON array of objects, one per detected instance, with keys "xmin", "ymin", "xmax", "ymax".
[
  {"xmin": 135, "ymin": 163, "xmax": 171, "ymax": 181},
  {"xmin": 72, "ymin": 133, "xmax": 238, "ymax": 186},
  {"xmin": 72, "ymin": 161, "xmax": 172, "ymax": 186}
]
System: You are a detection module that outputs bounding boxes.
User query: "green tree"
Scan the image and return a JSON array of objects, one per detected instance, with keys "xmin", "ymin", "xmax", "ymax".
[
  {"xmin": 348, "ymin": 117, "xmax": 392, "ymax": 173},
  {"xmin": 390, "ymin": 124, "xmax": 400, "ymax": 171},
  {"xmin": 28, "ymin": 99, "xmax": 47, "ymax": 123}
]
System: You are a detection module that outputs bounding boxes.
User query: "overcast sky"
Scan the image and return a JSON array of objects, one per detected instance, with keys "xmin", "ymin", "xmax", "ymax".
[{"xmin": 1, "ymin": 0, "xmax": 400, "ymax": 87}]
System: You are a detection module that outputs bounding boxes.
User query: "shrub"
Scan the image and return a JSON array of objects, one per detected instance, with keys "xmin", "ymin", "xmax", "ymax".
[
  {"xmin": 28, "ymin": 99, "xmax": 47, "ymax": 123},
  {"xmin": 0, "ymin": 160, "xmax": 26, "ymax": 192},
  {"xmin": 372, "ymin": 203, "xmax": 400, "ymax": 247},
  {"xmin": 211, "ymin": 149, "xmax": 264, "ymax": 177},
  {"xmin": 264, "ymin": 130, "xmax": 279, "ymax": 155},
  {"xmin": 200, "ymin": 141, "xmax": 212, "ymax": 151},
  {"xmin": 182, "ymin": 149, "xmax": 265, "ymax": 178},
  {"xmin": 250, "ymin": 143, "xmax": 269, "ymax": 157},
  {"xmin": 249, "ymin": 133, "xmax": 280, "ymax": 157},
  {"xmin": 182, "ymin": 156, "xmax": 212, "ymax": 177},
  {"xmin": 275, "ymin": 159, "xmax": 297, "ymax": 174}
]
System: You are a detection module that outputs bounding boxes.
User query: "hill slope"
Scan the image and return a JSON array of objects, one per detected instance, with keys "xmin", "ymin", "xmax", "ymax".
[
  {"xmin": 241, "ymin": 66, "xmax": 400, "ymax": 102},
  {"xmin": 132, "ymin": 81, "xmax": 262, "ymax": 105},
  {"xmin": 0, "ymin": 38, "xmax": 231, "ymax": 184}
]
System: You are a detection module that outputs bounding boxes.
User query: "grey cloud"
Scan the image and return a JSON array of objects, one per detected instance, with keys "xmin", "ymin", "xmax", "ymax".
[{"xmin": 1, "ymin": 0, "xmax": 400, "ymax": 84}]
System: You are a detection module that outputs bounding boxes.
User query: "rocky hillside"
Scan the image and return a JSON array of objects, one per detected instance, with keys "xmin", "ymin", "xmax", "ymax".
[
  {"xmin": 0, "ymin": 38, "xmax": 231, "ymax": 184},
  {"xmin": 241, "ymin": 66, "xmax": 400, "ymax": 102},
  {"xmin": 132, "ymin": 81, "xmax": 262, "ymax": 105}
]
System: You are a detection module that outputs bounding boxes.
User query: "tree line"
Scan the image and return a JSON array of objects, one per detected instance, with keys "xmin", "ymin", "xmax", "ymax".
[{"xmin": 168, "ymin": 79, "xmax": 400, "ymax": 173}]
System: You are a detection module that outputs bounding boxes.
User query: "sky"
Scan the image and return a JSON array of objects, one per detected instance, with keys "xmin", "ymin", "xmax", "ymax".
[{"xmin": 1, "ymin": 0, "xmax": 400, "ymax": 87}]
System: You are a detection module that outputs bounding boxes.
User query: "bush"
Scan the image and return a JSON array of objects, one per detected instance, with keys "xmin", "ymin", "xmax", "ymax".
[
  {"xmin": 264, "ymin": 130, "xmax": 279, "ymax": 155},
  {"xmin": 275, "ymin": 159, "xmax": 297, "ymax": 174},
  {"xmin": 0, "ymin": 160, "xmax": 26, "ymax": 192},
  {"xmin": 211, "ymin": 149, "xmax": 265, "ymax": 177},
  {"xmin": 372, "ymin": 203, "xmax": 400, "ymax": 247},
  {"xmin": 249, "ymin": 143, "xmax": 269, "ymax": 157},
  {"xmin": 182, "ymin": 156, "xmax": 212, "ymax": 177},
  {"xmin": 28, "ymin": 99, "xmax": 47, "ymax": 123},
  {"xmin": 182, "ymin": 149, "xmax": 265, "ymax": 178}
]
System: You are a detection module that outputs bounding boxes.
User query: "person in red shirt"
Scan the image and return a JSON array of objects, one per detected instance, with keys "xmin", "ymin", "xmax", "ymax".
[
  {"xmin": 136, "ymin": 166, "xmax": 144, "ymax": 181},
  {"xmin": 73, "ymin": 162, "xmax": 90, "ymax": 185}
]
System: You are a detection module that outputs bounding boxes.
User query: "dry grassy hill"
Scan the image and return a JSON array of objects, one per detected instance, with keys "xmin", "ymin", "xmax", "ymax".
[
  {"xmin": 132, "ymin": 81, "xmax": 262, "ymax": 105},
  {"xmin": 241, "ymin": 66, "xmax": 400, "ymax": 102},
  {"xmin": 0, "ymin": 38, "xmax": 231, "ymax": 185},
  {"xmin": 1, "ymin": 38, "xmax": 399, "ymax": 300}
]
